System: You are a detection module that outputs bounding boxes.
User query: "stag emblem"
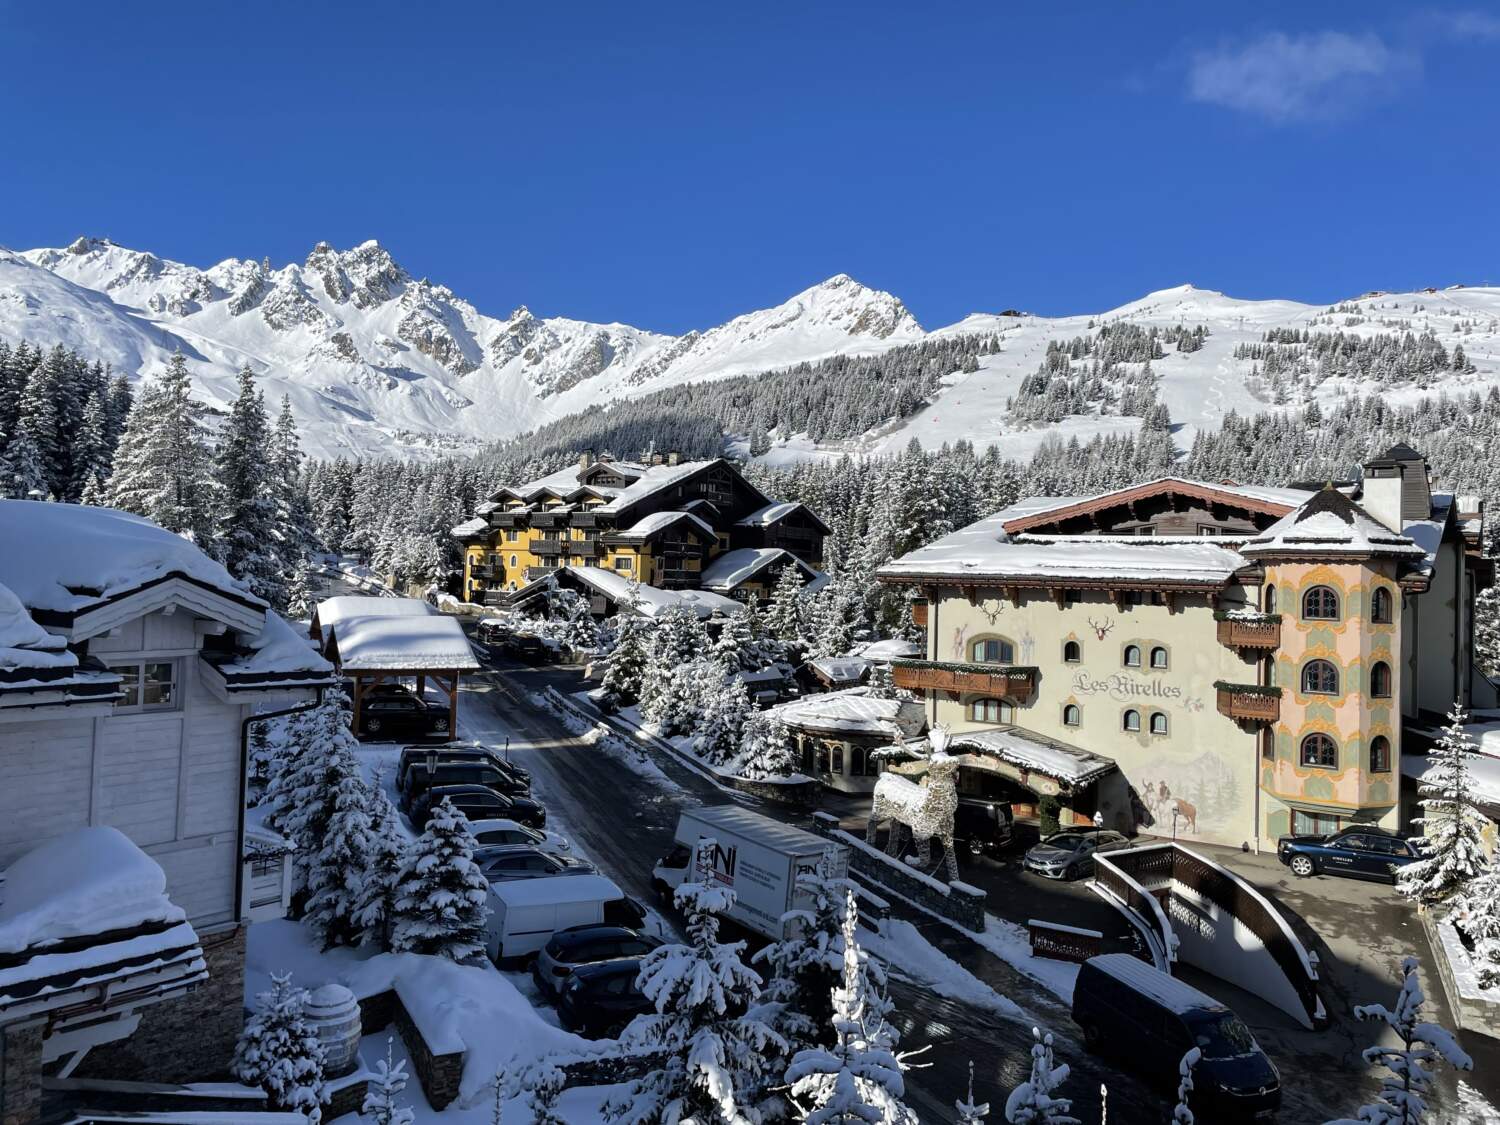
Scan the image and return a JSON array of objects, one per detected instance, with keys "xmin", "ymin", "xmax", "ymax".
[
  {"xmin": 978, "ymin": 599, "xmax": 1006, "ymax": 625},
  {"xmin": 1087, "ymin": 616, "xmax": 1114, "ymax": 641}
]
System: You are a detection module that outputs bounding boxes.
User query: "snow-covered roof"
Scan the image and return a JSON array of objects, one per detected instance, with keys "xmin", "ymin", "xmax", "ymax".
[
  {"xmin": 0, "ymin": 581, "xmax": 74, "ymax": 674},
  {"xmin": 563, "ymin": 566, "xmax": 743, "ymax": 619},
  {"xmin": 615, "ymin": 510, "xmax": 715, "ymax": 540},
  {"xmin": 209, "ymin": 611, "xmax": 334, "ymax": 688},
  {"xmin": 767, "ymin": 688, "xmax": 924, "ymax": 738},
  {"xmin": 951, "ymin": 726, "xmax": 1118, "ymax": 786},
  {"xmin": 451, "ymin": 517, "xmax": 489, "ymax": 539},
  {"xmin": 1085, "ymin": 953, "xmax": 1226, "ymax": 1016},
  {"xmin": 314, "ymin": 595, "xmax": 433, "ymax": 640},
  {"xmin": 1240, "ymin": 488, "xmax": 1427, "ymax": 560},
  {"xmin": 809, "ymin": 656, "xmax": 869, "ymax": 683},
  {"xmin": 700, "ymin": 548, "xmax": 816, "ymax": 592},
  {"xmin": 856, "ymin": 638, "xmax": 921, "ymax": 662},
  {"xmin": 328, "ymin": 613, "xmax": 480, "ymax": 671},
  {"xmin": 1403, "ymin": 745, "xmax": 1500, "ymax": 812},
  {"xmin": 999, "ymin": 478, "xmax": 1312, "ymax": 532},
  {"xmin": 736, "ymin": 501, "xmax": 800, "ymax": 527},
  {"xmin": 597, "ymin": 459, "xmax": 744, "ymax": 515}
]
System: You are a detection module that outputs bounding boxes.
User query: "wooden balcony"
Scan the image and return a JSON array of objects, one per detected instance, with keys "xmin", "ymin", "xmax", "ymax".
[
  {"xmin": 569, "ymin": 540, "xmax": 601, "ymax": 559},
  {"xmin": 530, "ymin": 538, "xmax": 565, "ymax": 557},
  {"xmin": 891, "ymin": 660, "xmax": 1038, "ymax": 701},
  {"xmin": 1215, "ymin": 682, "xmax": 1281, "ymax": 725},
  {"xmin": 571, "ymin": 511, "xmax": 599, "ymax": 528},
  {"xmin": 911, "ymin": 599, "xmax": 928, "ymax": 627},
  {"xmin": 1215, "ymin": 614, "xmax": 1281, "ymax": 652}
]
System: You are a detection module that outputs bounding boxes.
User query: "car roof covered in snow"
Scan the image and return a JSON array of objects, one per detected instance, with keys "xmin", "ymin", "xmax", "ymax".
[
  {"xmin": 487, "ymin": 874, "xmax": 624, "ymax": 907},
  {"xmin": 1083, "ymin": 953, "xmax": 1228, "ymax": 1016}
]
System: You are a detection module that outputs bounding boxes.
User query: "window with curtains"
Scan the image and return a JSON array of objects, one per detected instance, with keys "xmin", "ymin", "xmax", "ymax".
[
  {"xmin": 1370, "ymin": 736, "xmax": 1391, "ymax": 773},
  {"xmin": 1303, "ymin": 586, "xmax": 1340, "ymax": 621},
  {"xmin": 1123, "ymin": 709, "xmax": 1141, "ymax": 732},
  {"xmin": 1371, "ymin": 661, "xmax": 1392, "ymax": 698},
  {"xmin": 1371, "ymin": 586, "xmax": 1393, "ymax": 624},
  {"xmin": 971, "ymin": 637, "xmax": 1015, "ymax": 664},
  {"xmin": 970, "ymin": 698, "xmax": 1014, "ymax": 724}
]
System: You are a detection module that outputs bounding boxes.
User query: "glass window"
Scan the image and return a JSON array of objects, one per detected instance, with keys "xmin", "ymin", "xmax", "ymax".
[
  {"xmin": 1123, "ymin": 709, "xmax": 1141, "ymax": 732},
  {"xmin": 831, "ymin": 746, "xmax": 844, "ymax": 774},
  {"xmin": 1265, "ymin": 584, "xmax": 1278, "ymax": 614},
  {"xmin": 1300, "ymin": 733, "xmax": 1338, "ymax": 769},
  {"xmin": 614, "ymin": 556, "xmax": 633, "ymax": 571},
  {"xmin": 1303, "ymin": 586, "xmax": 1340, "ymax": 621},
  {"xmin": 106, "ymin": 661, "xmax": 177, "ymax": 712},
  {"xmin": 1149, "ymin": 712, "xmax": 1168, "ymax": 736},
  {"xmin": 1370, "ymin": 736, "xmax": 1391, "ymax": 773},
  {"xmin": 1149, "ymin": 646, "xmax": 1168, "ymax": 670},
  {"xmin": 1063, "ymin": 640, "xmax": 1082, "ymax": 663},
  {"xmin": 970, "ymin": 698, "xmax": 1013, "ymax": 723},
  {"xmin": 1371, "ymin": 662, "xmax": 1392, "ymax": 699},
  {"xmin": 509, "ymin": 554, "xmax": 518, "ymax": 568},
  {"xmin": 1302, "ymin": 660, "xmax": 1338, "ymax": 695},
  {"xmin": 1294, "ymin": 809, "xmax": 1341, "ymax": 835},
  {"xmin": 972, "ymin": 638, "xmax": 1015, "ymax": 664},
  {"xmin": 1123, "ymin": 645, "xmax": 1142, "ymax": 668},
  {"xmin": 1371, "ymin": 586, "xmax": 1393, "ymax": 624},
  {"xmin": 1063, "ymin": 704, "xmax": 1081, "ymax": 727}
]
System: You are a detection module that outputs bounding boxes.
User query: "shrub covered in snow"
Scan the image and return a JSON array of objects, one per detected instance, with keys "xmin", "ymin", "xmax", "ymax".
[
  {"xmin": 362, "ymin": 1038, "xmax": 415, "ymax": 1125},
  {"xmin": 1003, "ymin": 1026, "xmax": 1077, "ymax": 1125},
  {"xmin": 232, "ymin": 972, "xmax": 328, "ymax": 1124},
  {"xmin": 1398, "ymin": 704, "xmax": 1490, "ymax": 907},
  {"xmin": 390, "ymin": 797, "xmax": 491, "ymax": 961}
]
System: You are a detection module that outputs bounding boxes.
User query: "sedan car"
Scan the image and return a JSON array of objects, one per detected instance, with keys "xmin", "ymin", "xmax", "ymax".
[
  {"xmin": 355, "ymin": 684, "xmax": 451, "ymax": 742},
  {"xmin": 410, "ymin": 784, "xmax": 546, "ymax": 831},
  {"xmin": 466, "ymin": 818, "xmax": 571, "ymax": 855},
  {"xmin": 557, "ymin": 960, "xmax": 654, "ymax": 1038},
  {"xmin": 473, "ymin": 846, "xmax": 596, "ymax": 881},
  {"xmin": 533, "ymin": 926, "xmax": 664, "ymax": 999},
  {"xmin": 503, "ymin": 633, "xmax": 548, "ymax": 662},
  {"xmin": 1277, "ymin": 828, "xmax": 1424, "ymax": 883},
  {"xmin": 1023, "ymin": 829, "xmax": 1131, "ymax": 880}
]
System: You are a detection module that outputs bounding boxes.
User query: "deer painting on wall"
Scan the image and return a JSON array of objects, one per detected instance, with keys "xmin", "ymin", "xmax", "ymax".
[{"xmin": 866, "ymin": 725, "xmax": 962, "ymax": 881}]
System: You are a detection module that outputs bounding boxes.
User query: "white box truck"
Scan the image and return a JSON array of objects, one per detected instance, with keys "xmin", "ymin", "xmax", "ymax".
[
  {"xmin": 651, "ymin": 806, "xmax": 849, "ymax": 940},
  {"xmin": 484, "ymin": 873, "xmax": 635, "ymax": 962}
]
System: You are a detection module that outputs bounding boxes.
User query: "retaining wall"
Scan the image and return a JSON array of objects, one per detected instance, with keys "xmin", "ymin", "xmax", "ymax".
[{"xmin": 811, "ymin": 813, "xmax": 985, "ymax": 931}]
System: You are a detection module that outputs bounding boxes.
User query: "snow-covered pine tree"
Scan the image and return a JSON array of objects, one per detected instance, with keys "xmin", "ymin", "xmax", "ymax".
[
  {"xmin": 1171, "ymin": 1047, "xmax": 1200, "ymax": 1125},
  {"xmin": 765, "ymin": 565, "xmax": 807, "ymax": 648},
  {"xmin": 107, "ymin": 353, "xmax": 217, "ymax": 546},
  {"xmin": 391, "ymin": 797, "xmax": 491, "ymax": 961},
  {"xmin": 215, "ymin": 366, "xmax": 284, "ymax": 606},
  {"xmin": 70, "ymin": 387, "xmax": 113, "ymax": 502},
  {"xmin": 270, "ymin": 395, "xmax": 317, "ymax": 577},
  {"xmin": 608, "ymin": 861, "xmax": 781, "ymax": 1125},
  {"xmin": 601, "ymin": 611, "xmax": 653, "ymax": 706},
  {"xmin": 247, "ymin": 719, "xmax": 276, "ymax": 796},
  {"xmin": 354, "ymin": 787, "xmax": 407, "ymax": 950},
  {"xmin": 0, "ymin": 429, "xmax": 47, "ymax": 500},
  {"xmin": 1397, "ymin": 703, "xmax": 1489, "ymax": 907},
  {"xmin": 739, "ymin": 710, "xmax": 798, "ymax": 780},
  {"xmin": 1003, "ymin": 1027, "xmax": 1078, "ymax": 1124},
  {"xmin": 232, "ymin": 972, "xmax": 328, "ymax": 1124},
  {"xmin": 866, "ymin": 661, "xmax": 896, "ymax": 700},
  {"xmin": 956, "ymin": 1061, "xmax": 990, "ymax": 1125},
  {"xmin": 693, "ymin": 670, "xmax": 752, "ymax": 766},
  {"xmin": 273, "ymin": 686, "xmax": 364, "ymax": 896},
  {"xmin": 303, "ymin": 765, "xmax": 372, "ymax": 949},
  {"xmin": 639, "ymin": 607, "xmax": 711, "ymax": 732},
  {"xmin": 362, "ymin": 1038, "xmax": 415, "ymax": 1125},
  {"xmin": 1323, "ymin": 956, "xmax": 1471, "ymax": 1125},
  {"xmin": 785, "ymin": 886, "xmax": 918, "ymax": 1125},
  {"xmin": 506, "ymin": 1058, "xmax": 569, "ymax": 1125},
  {"xmin": 711, "ymin": 607, "xmax": 759, "ymax": 673},
  {"xmin": 1474, "ymin": 587, "xmax": 1500, "ymax": 679}
]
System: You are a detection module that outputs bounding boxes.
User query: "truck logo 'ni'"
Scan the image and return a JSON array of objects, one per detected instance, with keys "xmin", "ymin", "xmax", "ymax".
[{"xmin": 698, "ymin": 842, "xmax": 736, "ymax": 885}]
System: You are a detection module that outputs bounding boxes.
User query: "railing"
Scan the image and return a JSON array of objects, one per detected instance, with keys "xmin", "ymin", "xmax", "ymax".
[
  {"xmin": 569, "ymin": 540, "xmax": 601, "ymax": 559},
  {"xmin": 571, "ymin": 511, "xmax": 599, "ymax": 528},
  {"xmin": 525, "ymin": 566, "xmax": 560, "ymax": 582},
  {"xmin": 1215, "ymin": 615, "xmax": 1281, "ymax": 651},
  {"xmin": 530, "ymin": 538, "xmax": 565, "ymax": 557},
  {"xmin": 656, "ymin": 568, "xmax": 695, "ymax": 585},
  {"xmin": 1214, "ymin": 682, "xmax": 1281, "ymax": 724},
  {"xmin": 490, "ymin": 512, "xmax": 523, "ymax": 528},
  {"xmin": 911, "ymin": 599, "xmax": 929, "ymax": 627},
  {"xmin": 530, "ymin": 512, "xmax": 569, "ymax": 529},
  {"xmin": 891, "ymin": 660, "xmax": 1038, "ymax": 701},
  {"xmin": 1092, "ymin": 851, "xmax": 1175, "ymax": 971}
]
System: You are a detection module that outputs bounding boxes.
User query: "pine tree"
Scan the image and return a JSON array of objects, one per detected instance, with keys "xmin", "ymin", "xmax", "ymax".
[
  {"xmin": 601, "ymin": 611, "xmax": 653, "ymax": 705},
  {"xmin": 739, "ymin": 711, "xmax": 798, "ymax": 780},
  {"xmin": 1397, "ymin": 703, "xmax": 1489, "ymax": 907},
  {"xmin": 1171, "ymin": 1047, "xmax": 1200, "ymax": 1125},
  {"xmin": 272, "ymin": 687, "xmax": 364, "ymax": 896},
  {"xmin": 956, "ymin": 1061, "xmax": 990, "ymax": 1125},
  {"xmin": 303, "ymin": 765, "xmax": 372, "ymax": 949},
  {"xmin": 70, "ymin": 387, "xmax": 112, "ymax": 502},
  {"xmin": 354, "ymin": 788, "xmax": 407, "ymax": 950},
  {"xmin": 232, "ymin": 972, "xmax": 328, "ymax": 1124},
  {"xmin": 1474, "ymin": 587, "xmax": 1500, "ymax": 679},
  {"xmin": 215, "ymin": 366, "xmax": 284, "ymax": 605},
  {"xmin": 1324, "ymin": 957, "xmax": 1471, "ymax": 1125},
  {"xmin": 608, "ymin": 864, "xmax": 782, "ymax": 1125},
  {"xmin": 693, "ymin": 671, "xmax": 751, "ymax": 765},
  {"xmin": 108, "ymin": 353, "xmax": 217, "ymax": 546},
  {"xmin": 785, "ymin": 887, "xmax": 917, "ymax": 1125},
  {"xmin": 391, "ymin": 797, "xmax": 491, "ymax": 961},
  {"xmin": 1002, "ymin": 1027, "xmax": 1078, "ymax": 1124},
  {"xmin": 765, "ymin": 565, "xmax": 808, "ymax": 648},
  {"xmin": 362, "ymin": 1038, "xmax": 415, "ymax": 1125},
  {"xmin": 0, "ymin": 430, "xmax": 48, "ymax": 499},
  {"xmin": 506, "ymin": 1058, "xmax": 569, "ymax": 1125}
]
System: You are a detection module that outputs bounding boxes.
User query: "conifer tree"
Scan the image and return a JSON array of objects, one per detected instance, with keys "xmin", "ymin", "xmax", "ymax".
[
  {"xmin": 232, "ymin": 972, "xmax": 328, "ymax": 1124},
  {"xmin": 1474, "ymin": 587, "xmax": 1500, "ymax": 679},
  {"xmin": 391, "ymin": 798, "xmax": 490, "ymax": 961},
  {"xmin": 602, "ymin": 610, "xmax": 653, "ymax": 706},
  {"xmin": 693, "ymin": 671, "xmax": 752, "ymax": 765},
  {"xmin": 1003, "ymin": 1027, "xmax": 1077, "ymax": 1124},
  {"xmin": 354, "ymin": 788, "xmax": 407, "ymax": 950},
  {"xmin": 506, "ymin": 1059, "xmax": 569, "ymax": 1125},
  {"xmin": 71, "ymin": 387, "xmax": 113, "ymax": 502},
  {"xmin": 1398, "ymin": 703, "xmax": 1489, "ymax": 907},
  {"xmin": 0, "ymin": 430, "xmax": 48, "ymax": 499},
  {"xmin": 216, "ymin": 366, "xmax": 284, "ymax": 605},
  {"xmin": 765, "ymin": 565, "xmax": 807, "ymax": 647},
  {"xmin": 303, "ymin": 766, "xmax": 372, "ymax": 949},
  {"xmin": 739, "ymin": 711, "xmax": 798, "ymax": 780},
  {"xmin": 362, "ymin": 1038, "xmax": 415, "ymax": 1125}
]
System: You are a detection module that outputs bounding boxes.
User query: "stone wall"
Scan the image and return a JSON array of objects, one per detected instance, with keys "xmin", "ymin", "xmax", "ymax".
[
  {"xmin": 76, "ymin": 924, "xmax": 246, "ymax": 1084},
  {"xmin": 356, "ymin": 989, "xmax": 464, "ymax": 1111},
  {"xmin": 1, "ymin": 1026, "xmax": 42, "ymax": 1125},
  {"xmin": 811, "ymin": 814, "xmax": 985, "ymax": 932},
  {"xmin": 724, "ymin": 774, "xmax": 822, "ymax": 807}
]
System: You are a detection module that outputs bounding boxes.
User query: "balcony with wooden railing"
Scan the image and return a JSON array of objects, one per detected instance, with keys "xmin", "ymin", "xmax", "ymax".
[
  {"xmin": 1214, "ymin": 612, "xmax": 1281, "ymax": 652},
  {"xmin": 1214, "ymin": 682, "xmax": 1281, "ymax": 724},
  {"xmin": 530, "ymin": 538, "xmax": 565, "ymax": 557},
  {"xmin": 891, "ymin": 660, "xmax": 1038, "ymax": 701},
  {"xmin": 569, "ymin": 540, "xmax": 601, "ymax": 559}
]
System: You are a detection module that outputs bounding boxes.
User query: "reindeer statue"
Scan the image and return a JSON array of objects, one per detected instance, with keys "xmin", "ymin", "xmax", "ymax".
[{"xmin": 865, "ymin": 725, "xmax": 962, "ymax": 881}]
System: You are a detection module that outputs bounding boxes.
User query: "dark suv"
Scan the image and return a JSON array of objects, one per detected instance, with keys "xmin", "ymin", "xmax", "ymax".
[
  {"xmin": 409, "ymin": 784, "xmax": 546, "ymax": 831},
  {"xmin": 503, "ymin": 633, "xmax": 548, "ymax": 662},
  {"xmin": 534, "ymin": 926, "xmax": 663, "ymax": 999},
  {"xmin": 402, "ymin": 762, "xmax": 531, "ymax": 815},
  {"xmin": 1277, "ymin": 827, "xmax": 1423, "ymax": 883},
  {"xmin": 955, "ymin": 797, "xmax": 1015, "ymax": 856},
  {"xmin": 355, "ymin": 685, "xmax": 451, "ymax": 742},
  {"xmin": 397, "ymin": 744, "xmax": 530, "ymax": 795},
  {"xmin": 557, "ymin": 960, "xmax": 653, "ymax": 1038},
  {"xmin": 474, "ymin": 846, "xmax": 595, "ymax": 882}
]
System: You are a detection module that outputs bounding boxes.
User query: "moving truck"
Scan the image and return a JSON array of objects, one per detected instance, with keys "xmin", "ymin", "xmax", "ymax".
[
  {"xmin": 651, "ymin": 806, "xmax": 849, "ymax": 940},
  {"xmin": 484, "ymin": 874, "xmax": 638, "ymax": 962}
]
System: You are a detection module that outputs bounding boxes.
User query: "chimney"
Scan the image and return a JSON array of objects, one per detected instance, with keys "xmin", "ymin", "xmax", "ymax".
[
  {"xmin": 1361, "ymin": 443, "xmax": 1431, "ymax": 532},
  {"xmin": 651, "ymin": 452, "xmax": 664, "ymax": 466},
  {"xmin": 667, "ymin": 450, "xmax": 681, "ymax": 467},
  {"xmin": 578, "ymin": 449, "xmax": 593, "ymax": 473}
]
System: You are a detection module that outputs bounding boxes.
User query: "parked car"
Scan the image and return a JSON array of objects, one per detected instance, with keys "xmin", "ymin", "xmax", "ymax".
[
  {"xmin": 955, "ymin": 797, "xmax": 1015, "ymax": 856},
  {"xmin": 396, "ymin": 743, "xmax": 530, "ymax": 793},
  {"xmin": 1277, "ymin": 827, "xmax": 1424, "ymax": 883},
  {"xmin": 1022, "ymin": 829, "xmax": 1131, "ymax": 880},
  {"xmin": 474, "ymin": 846, "xmax": 595, "ymax": 881},
  {"xmin": 410, "ymin": 784, "xmax": 546, "ymax": 831},
  {"xmin": 504, "ymin": 633, "xmax": 548, "ymax": 662},
  {"xmin": 484, "ymin": 874, "xmax": 633, "ymax": 962},
  {"xmin": 476, "ymin": 618, "xmax": 513, "ymax": 645},
  {"xmin": 402, "ymin": 762, "xmax": 531, "ymax": 815},
  {"xmin": 354, "ymin": 684, "xmax": 451, "ymax": 742},
  {"xmin": 1073, "ymin": 954, "xmax": 1280, "ymax": 1120},
  {"xmin": 467, "ymin": 818, "xmax": 571, "ymax": 855},
  {"xmin": 557, "ymin": 960, "xmax": 653, "ymax": 1038},
  {"xmin": 533, "ymin": 925, "xmax": 664, "ymax": 999}
]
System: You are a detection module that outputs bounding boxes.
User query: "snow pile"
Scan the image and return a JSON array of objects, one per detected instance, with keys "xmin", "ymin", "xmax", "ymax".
[
  {"xmin": 0, "ymin": 827, "xmax": 185, "ymax": 953},
  {"xmin": 217, "ymin": 609, "xmax": 333, "ymax": 682},
  {"xmin": 0, "ymin": 581, "xmax": 74, "ymax": 672}
]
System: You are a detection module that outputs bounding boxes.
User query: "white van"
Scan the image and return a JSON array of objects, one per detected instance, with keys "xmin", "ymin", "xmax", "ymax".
[{"xmin": 484, "ymin": 874, "xmax": 636, "ymax": 962}]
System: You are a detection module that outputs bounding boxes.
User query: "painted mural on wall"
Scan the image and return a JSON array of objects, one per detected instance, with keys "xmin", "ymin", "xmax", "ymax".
[{"xmin": 1132, "ymin": 751, "xmax": 1241, "ymax": 838}]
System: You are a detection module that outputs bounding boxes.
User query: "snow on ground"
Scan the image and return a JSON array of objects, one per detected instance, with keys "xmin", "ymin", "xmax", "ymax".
[
  {"xmin": 869, "ymin": 919, "xmax": 1021, "ymax": 1021},
  {"xmin": 973, "ymin": 917, "xmax": 1080, "ymax": 1004},
  {"xmin": 523, "ymin": 691, "xmax": 671, "ymax": 785}
]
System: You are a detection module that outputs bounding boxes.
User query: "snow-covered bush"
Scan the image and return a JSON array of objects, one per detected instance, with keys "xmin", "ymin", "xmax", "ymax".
[
  {"xmin": 362, "ymin": 1038, "xmax": 415, "ymax": 1125},
  {"xmin": 1324, "ymin": 955, "xmax": 1471, "ymax": 1125},
  {"xmin": 1172, "ymin": 1046, "xmax": 1200, "ymax": 1125},
  {"xmin": 505, "ymin": 1058, "xmax": 569, "ymax": 1125},
  {"xmin": 739, "ymin": 711, "xmax": 798, "ymax": 780},
  {"xmin": 390, "ymin": 797, "xmax": 491, "ymax": 961},
  {"xmin": 232, "ymin": 972, "xmax": 328, "ymax": 1124},
  {"xmin": 608, "ymin": 865, "xmax": 782, "ymax": 1125},
  {"xmin": 1003, "ymin": 1026, "xmax": 1077, "ymax": 1124},
  {"xmin": 1398, "ymin": 703, "xmax": 1490, "ymax": 907}
]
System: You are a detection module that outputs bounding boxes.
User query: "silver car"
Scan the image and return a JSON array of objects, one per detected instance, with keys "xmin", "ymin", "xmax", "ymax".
[
  {"xmin": 474, "ymin": 845, "xmax": 596, "ymax": 881},
  {"xmin": 1022, "ymin": 829, "xmax": 1130, "ymax": 880}
]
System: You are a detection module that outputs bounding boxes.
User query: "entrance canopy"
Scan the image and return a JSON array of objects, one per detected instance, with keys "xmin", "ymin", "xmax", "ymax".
[{"xmin": 950, "ymin": 726, "xmax": 1118, "ymax": 796}]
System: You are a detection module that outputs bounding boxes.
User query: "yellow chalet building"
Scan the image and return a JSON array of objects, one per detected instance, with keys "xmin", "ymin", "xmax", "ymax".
[
  {"xmin": 453, "ymin": 451, "xmax": 828, "ymax": 608},
  {"xmin": 877, "ymin": 444, "xmax": 1493, "ymax": 852}
]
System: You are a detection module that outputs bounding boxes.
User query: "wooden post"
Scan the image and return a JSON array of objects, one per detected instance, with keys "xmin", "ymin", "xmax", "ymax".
[
  {"xmin": 351, "ymin": 674, "xmax": 364, "ymax": 734},
  {"xmin": 447, "ymin": 670, "xmax": 458, "ymax": 736}
]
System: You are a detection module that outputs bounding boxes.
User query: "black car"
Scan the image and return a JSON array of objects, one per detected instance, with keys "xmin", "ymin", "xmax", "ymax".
[
  {"xmin": 503, "ymin": 633, "xmax": 548, "ymax": 662},
  {"xmin": 533, "ymin": 926, "xmax": 664, "ymax": 999},
  {"xmin": 475, "ymin": 619, "xmax": 512, "ymax": 645},
  {"xmin": 1277, "ymin": 827, "xmax": 1424, "ymax": 883},
  {"xmin": 955, "ymin": 797, "xmax": 1015, "ymax": 856},
  {"xmin": 1023, "ymin": 829, "xmax": 1132, "ymax": 880},
  {"xmin": 355, "ymin": 684, "xmax": 451, "ymax": 742},
  {"xmin": 473, "ymin": 846, "xmax": 596, "ymax": 881},
  {"xmin": 1073, "ymin": 954, "xmax": 1279, "ymax": 1120},
  {"xmin": 401, "ymin": 762, "xmax": 531, "ymax": 813},
  {"xmin": 396, "ymin": 743, "xmax": 530, "ymax": 794},
  {"xmin": 410, "ymin": 784, "xmax": 546, "ymax": 831},
  {"xmin": 557, "ymin": 959, "xmax": 654, "ymax": 1038}
]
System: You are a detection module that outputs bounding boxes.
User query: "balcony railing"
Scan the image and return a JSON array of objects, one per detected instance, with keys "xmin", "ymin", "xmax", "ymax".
[
  {"xmin": 891, "ymin": 660, "xmax": 1038, "ymax": 701},
  {"xmin": 911, "ymin": 599, "xmax": 929, "ymax": 627},
  {"xmin": 571, "ymin": 511, "xmax": 599, "ymax": 528},
  {"xmin": 1214, "ymin": 682, "xmax": 1281, "ymax": 724},
  {"xmin": 530, "ymin": 538, "xmax": 565, "ymax": 557},
  {"xmin": 530, "ymin": 511, "xmax": 569, "ymax": 529},
  {"xmin": 1214, "ymin": 613, "xmax": 1281, "ymax": 651},
  {"xmin": 525, "ymin": 566, "xmax": 560, "ymax": 582},
  {"xmin": 569, "ymin": 540, "xmax": 601, "ymax": 559}
]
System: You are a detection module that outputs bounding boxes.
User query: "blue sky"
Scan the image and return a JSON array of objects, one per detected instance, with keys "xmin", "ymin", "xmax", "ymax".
[{"xmin": 1, "ymin": 1, "xmax": 1497, "ymax": 333}]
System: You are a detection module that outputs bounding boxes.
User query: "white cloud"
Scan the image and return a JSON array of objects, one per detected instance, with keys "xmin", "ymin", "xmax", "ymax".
[
  {"xmin": 1428, "ymin": 9, "xmax": 1500, "ymax": 40},
  {"xmin": 1186, "ymin": 30, "xmax": 1416, "ymax": 123}
]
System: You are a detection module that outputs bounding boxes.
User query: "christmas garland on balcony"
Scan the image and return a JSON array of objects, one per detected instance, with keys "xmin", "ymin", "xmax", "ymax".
[
  {"xmin": 1212, "ymin": 610, "xmax": 1282, "ymax": 623},
  {"xmin": 1212, "ymin": 680, "xmax": 1283, "ymax": 697},
  {"xmin": 893, "ymin": 659, "xmax": 1040, "ymax": 678}
]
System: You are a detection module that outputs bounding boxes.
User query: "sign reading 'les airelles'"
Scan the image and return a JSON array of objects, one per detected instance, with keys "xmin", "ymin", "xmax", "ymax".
[{"xmin": 1070, "ymin": 672, "xmax": 1184, "ymax": 702}]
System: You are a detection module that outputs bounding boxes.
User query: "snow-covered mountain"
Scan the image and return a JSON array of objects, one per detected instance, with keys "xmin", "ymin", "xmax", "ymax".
[
  {"xmin": 6, "ymin": 238, "xmax": 920, "ymax": 459},
  {"xmin": 5, "ymin": 235, "xmax": 1500, "ymax": 464}
]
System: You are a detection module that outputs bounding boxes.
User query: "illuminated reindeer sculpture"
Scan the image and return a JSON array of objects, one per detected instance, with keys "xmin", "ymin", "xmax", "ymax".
[{"xmin": 866, "ymin": 725, "xmax": 962, "ymax": 881}]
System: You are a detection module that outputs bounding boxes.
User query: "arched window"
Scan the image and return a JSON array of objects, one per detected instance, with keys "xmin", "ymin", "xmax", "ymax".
[
  {"xmin": 1303, "ymin": 586, "xmax": 1340, "ymax": 621},
  {"xmin": 1123, "ymin": 645, "xmax": 1142, "ymax": 668},
  {"xmin": 971, "ymin": 637, "xmax": 1015, "ymax": 664},
  {"xmin": 1149, "ymin": 646, "xmax": 1169, "ymax": 670},
  {"xmin": 1371, "ymin": 661, "xmax": 1392, "ymax": 699},
  {"xmin": 1370, "ymin": 736, "xmax": 1391, "ymax": 773},
  {"xmin": 1371, "ymin": 587, "xmax": 1393, "ymax": 624},
  {"xmin": 1265, "ymin": 584, "xmax": 1278, "ymax": 614},
  {"xmin": 1123, "ymin": 709, "xmax": 1141, "ymax": 732},
  {"xmin": 970, "ymin": 698, "xmax": 1014, "ymax": 724},
  {"xmin": 1149, "ymin": 711, "xmax": 1168, "ymax": 736},
  {"xmin": 1063, "ymin": 640, "xmax": 1082, "ymax": 663},
  {"xmin": 1063, "ymin": 704, "xmax": 1081, "ymax": 727},
  {"xmin": 509, "ymin": 554, "xmax": 518, "ymax": 568},
  {"xmin": 1300, "ymin": 733, "xmax": 1338, "ymax": 769},
  {"xmin": 1301, "ymin": 659, "xmax": 1339, "ymax": 695}
]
